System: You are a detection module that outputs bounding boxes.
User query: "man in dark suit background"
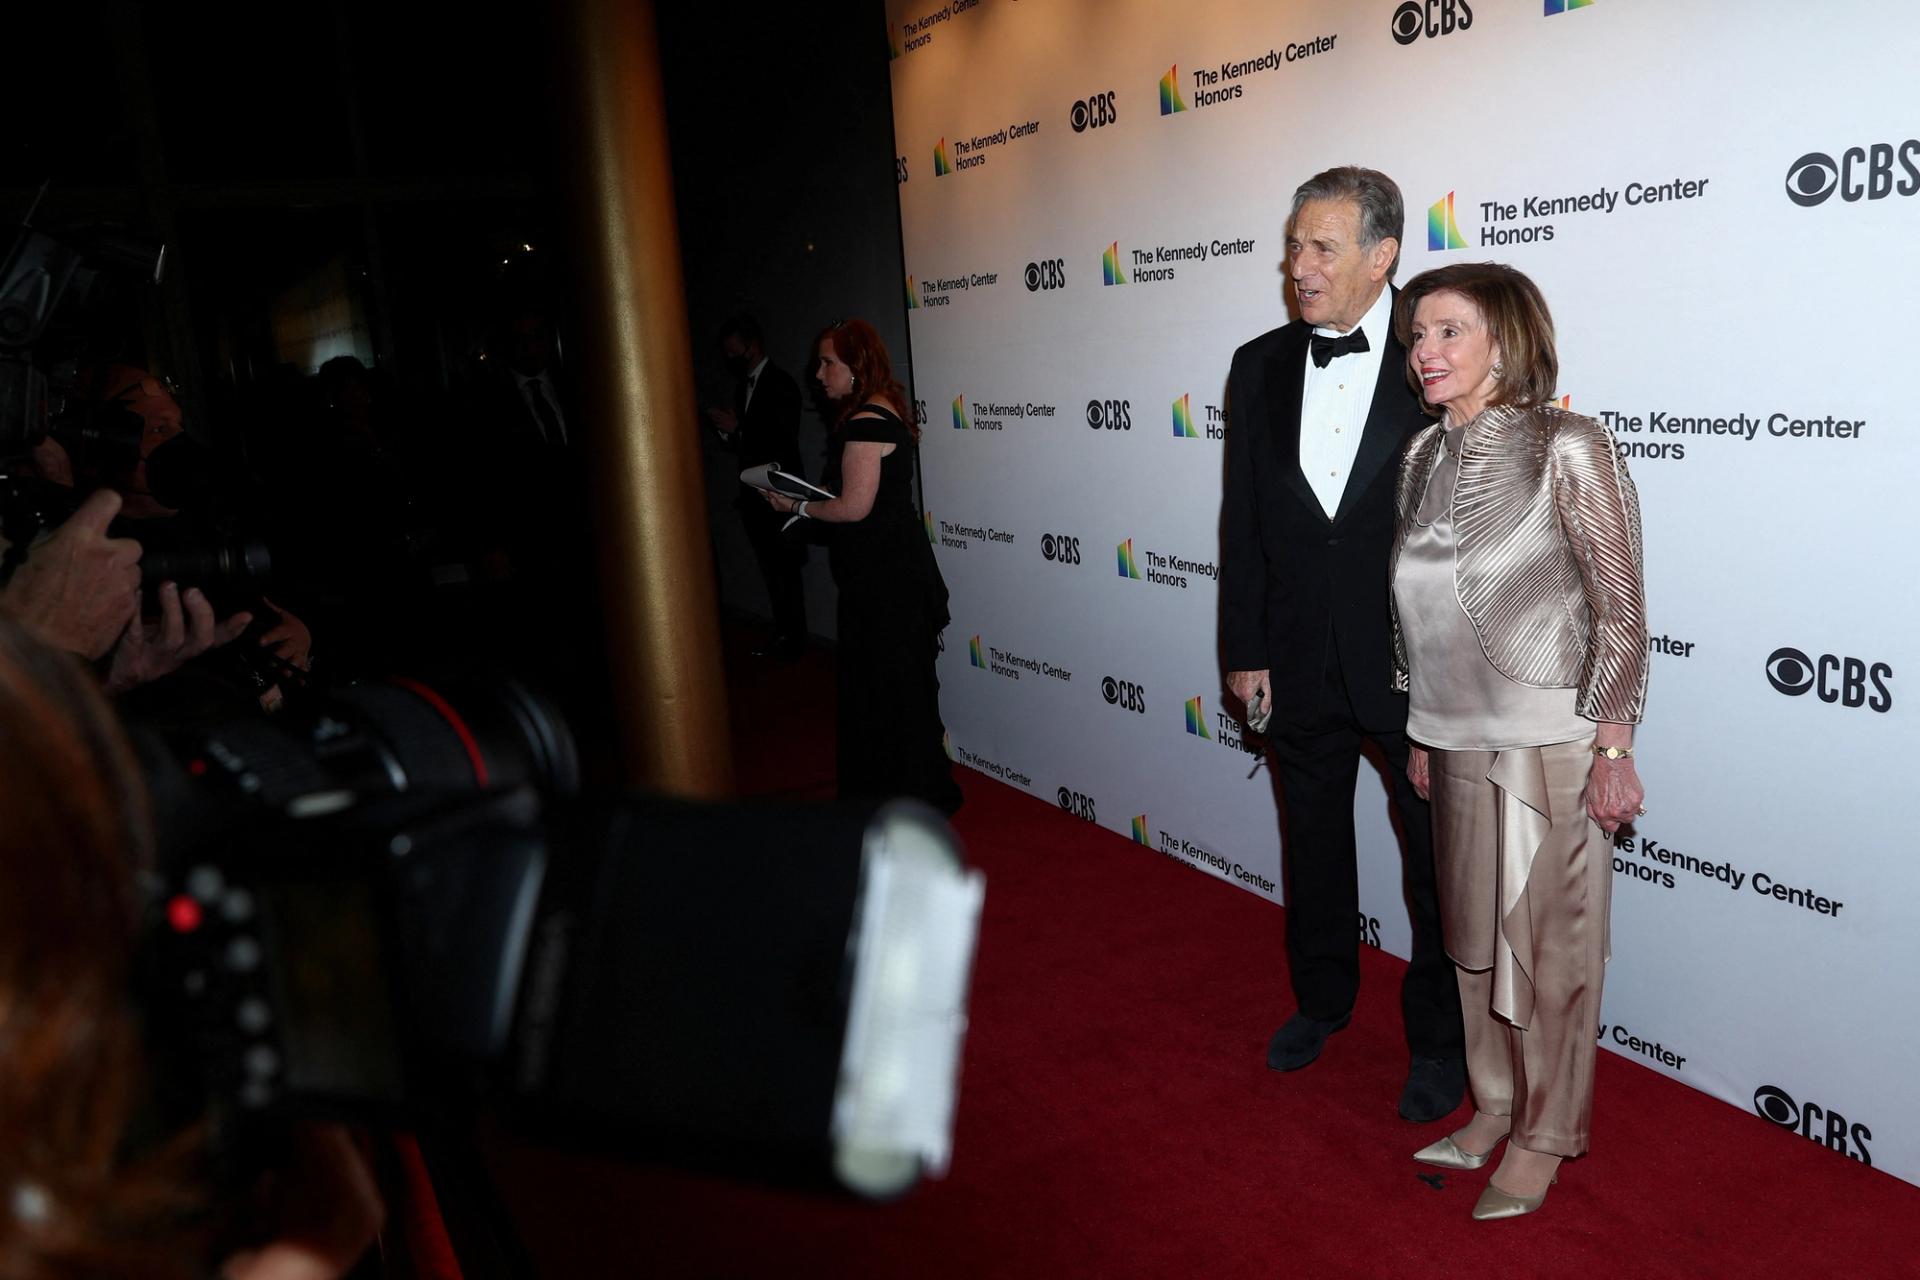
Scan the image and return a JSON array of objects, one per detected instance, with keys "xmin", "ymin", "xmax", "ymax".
[
  {"xmin": 706, "ymin": 313, "xmax": 807, "ymax": 658},
  {"xmin": 447, "ymin": 299, "xmax": 596, "ymax": 681},
  {"xmin": 1219, "ymin": 166, "xmax": 1464, "ymax": 1122},
  {"xmin": 469, "ymin": 300, "xmax": 579, "ymax": 499}
]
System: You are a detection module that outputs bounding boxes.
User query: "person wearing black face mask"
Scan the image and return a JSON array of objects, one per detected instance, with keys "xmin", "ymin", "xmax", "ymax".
[{"xmin": 705, "ymin": 312, "xmax": 808, "ymax": 659}]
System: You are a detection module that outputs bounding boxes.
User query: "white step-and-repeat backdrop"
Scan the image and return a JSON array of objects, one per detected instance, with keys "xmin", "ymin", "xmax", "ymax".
[{"xmin": 886, "ymin": 0, "xmax": 1917, "ymax": 1186}]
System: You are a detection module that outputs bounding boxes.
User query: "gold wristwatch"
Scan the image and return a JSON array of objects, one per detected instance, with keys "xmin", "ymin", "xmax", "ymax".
[{"xmin": 1592, "ymin": 745, "xmax": 1634, "ymax": 760}]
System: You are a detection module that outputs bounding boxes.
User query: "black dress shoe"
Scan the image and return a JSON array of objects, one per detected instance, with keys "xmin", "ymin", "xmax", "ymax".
[
  {"xmin": 1266, "ymin": 1012, "xmax": 1352, "ymax": 1072},
  {"xmin": 1398, "ymin": 1055, "xmax": 1468, "ymax": 1122}
]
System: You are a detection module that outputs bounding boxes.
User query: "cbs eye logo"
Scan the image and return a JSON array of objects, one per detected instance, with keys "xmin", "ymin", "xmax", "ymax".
[
  {"xmin": 1057, "ymin": 787, "xmax": 1097, "ymax": 821},
  {"xmin": 1785, "ymin": 153, "xmax": 1838, "ymax": 207},
  {"xmin": 1785, "ymin": 143, "xmax": 1920, "ymax": 207},
  {"xmin": 1041, "ymin": 534, "xmax": 1081, "ymax": 565},
  {"xmin": 1024, "ymin": 259, "xmax": 1066, "ymax": 291},
  {"xmin": 1392, "ymin": 0, "xmax": 1472, "ymax": 45},
  {"xmin": 1086, "ymin": 398, "xmax": 1132, "ymax": 431},
  {"xmin": 1754, "ymin": 1084, "xmax": 1873, "ymax": 1164},
  {"xmin": 1101, "ymin": 676, "xmax": 1146, "ymax": 713},
  {"xmin": 1753, "ymin": 1085, "xmax": 1799, "ymax": 1127},
  {"xmin": 1765, "ymin": 647, "xmax": 1817, "ymax": 695},
  {"xmin": 1070, "ymin": 91, "xmax": 1117, "ymax": 133},
  {"xmin": 1766, "ymin": 646, "xmax": 1892, "ymax": 711}
]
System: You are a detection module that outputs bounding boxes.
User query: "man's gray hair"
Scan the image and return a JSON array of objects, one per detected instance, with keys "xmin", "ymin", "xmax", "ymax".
[{"xmin": 1289, "ymin": 166, "xmax": 1405, "ymax": 280}]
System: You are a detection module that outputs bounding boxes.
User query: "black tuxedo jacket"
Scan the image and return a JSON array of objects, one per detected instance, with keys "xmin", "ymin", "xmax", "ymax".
[
  {"xmin": 732, "ymin": 361, "xmax": 804, "ymax": 477},
  {"xmin": 468, "ymin": 368, "xmax": 580, "ymax": 474},
  {"xmin": 1219, "ymin": 298, "xmax": 1429, "ymax": 732}
]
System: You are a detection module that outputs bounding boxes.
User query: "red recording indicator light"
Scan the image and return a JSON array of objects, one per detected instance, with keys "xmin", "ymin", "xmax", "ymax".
[
  {"xmin": 187, "ymin": 758, "xmax": 209, "ymax": 777},
  {"xmin": 166, "ymin": 894, "xmax": 204, "ymax": 933}
]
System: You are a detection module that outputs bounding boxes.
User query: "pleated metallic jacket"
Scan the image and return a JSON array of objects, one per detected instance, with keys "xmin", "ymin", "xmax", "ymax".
[{"xmin": 1390, "ymin": 404, "xmax": 1649, "ymax": 724}]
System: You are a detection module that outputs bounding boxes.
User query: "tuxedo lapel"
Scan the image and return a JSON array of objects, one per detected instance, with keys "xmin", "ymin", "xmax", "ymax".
[
  {"xmin": 1262, "ymin": 328, "xmax": 1323, "ymax": 519},
  {"xmin": 1332, "ymin": 319, "xmax": 1419, "ymax": 528}
]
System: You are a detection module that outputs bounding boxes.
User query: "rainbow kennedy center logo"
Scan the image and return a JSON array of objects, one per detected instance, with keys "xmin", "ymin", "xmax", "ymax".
[
  {"xmin": 905, "ymin": 275, "xmax": 918, "ymax": 310},
  {"xmin": 1131, "ymin": 814, "xmax": 1152, "ymax": 847},
  {"xmin": 1430, "ymin": 174, "xmax": 1710, "ymax": 248},
  {"xmin": 1117, "ymin": 536, "xmax": 1217, "ymax": 589},
  {"xmin": 933, "ymin": 138, "xmax": 952, "ymax": 177},
  {"xmin": 1098, "ymin": 235, "xmax": 1257, "ymax": 285},
  {"xmin": 923, "ymin": 510, "xmax": 936, "ymax": 543},
  {"xmin": 1184, "ymin": 694, "xmax": 1259, "ymax": 755},
  {"xmin": 1172, "ymin": 394, "xmax": 1197, "ymax": 438},
  {"xmin": 968, "ymin": 634, "xmax": 985, "ymax": 668},
  {"xmin": 1544, "ymin": 0, "xmax": 1594, "ymax": 13},
  {"xmin": 1159, "ymin": 65, "xmax": 1187, "ymax": 114},
  {"xmin": 952, "ymin": 395, "xmax": 969, "ymax": 430},
  {"xmin": 1172, "ymin": 393, "xmax": 1225, "ymax": 440},
  {"xmin": 1205, "ymin": 700, "xmax": 1262, "ymax": 755},
  {"xmin": 1428, "ymin": 192, "xmax": 1467, "ymax": 250}
]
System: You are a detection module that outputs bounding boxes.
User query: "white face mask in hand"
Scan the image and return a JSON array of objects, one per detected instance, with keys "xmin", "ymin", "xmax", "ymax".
[{"xmin": 1246, "ymin": 689, "xmax": 1272, "ymax": 734}]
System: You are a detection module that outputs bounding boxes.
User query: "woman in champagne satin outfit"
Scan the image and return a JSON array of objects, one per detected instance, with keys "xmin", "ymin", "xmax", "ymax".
[{"xmin": 1388, "ymin": 263, "xmax": 1648, "ymax": 1221}]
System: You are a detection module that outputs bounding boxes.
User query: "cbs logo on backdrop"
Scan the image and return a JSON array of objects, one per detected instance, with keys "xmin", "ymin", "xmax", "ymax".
[
  {"xmin": 1025, "ymin": 259, "xmax": 1066, "ymax": 291},
  {"xmin": 1070, "ymin": 91, "xmax": 1117, "ymax": 133},
  {"xmin": 1057, "ymin": 787, "xmax": 1097, "ymax": 821},
  {"xmin": 1392, "ymin": 0, "xmax": 1471, "ymax": 44},
  {"xmin": 1784, "ymin": 142, "xmax": 1919, "ymax": 206},
  {"xmin": 1753, "ymin": 1085, "xmax": 1872, "ymax": 1165},
  {"xmin": 1765, "ymin": 646, "xmax": 1891, "ymax": 712},
  {"xmin": 1102, "ymin": 676, "xmax": 1146, "ymax": 714},
  {"xmin": 1086, "ymin": 399, "xmax": 1132, "ymax": 431}
]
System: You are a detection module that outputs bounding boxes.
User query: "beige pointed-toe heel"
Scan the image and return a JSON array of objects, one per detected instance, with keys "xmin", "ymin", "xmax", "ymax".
[
  {"xmin": 1470, "ymin": 1171, "xmax": 1558, "ymax": 1221},
  {"xmin": 1412, "ymin": 1132, "xmax": 1507, "ymax": 1171}
]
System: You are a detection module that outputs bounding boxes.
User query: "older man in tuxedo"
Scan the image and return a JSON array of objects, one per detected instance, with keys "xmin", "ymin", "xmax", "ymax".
[{"xmin": 1219, "ymin": 166, "xmax": 1464, "ymax": 1121}]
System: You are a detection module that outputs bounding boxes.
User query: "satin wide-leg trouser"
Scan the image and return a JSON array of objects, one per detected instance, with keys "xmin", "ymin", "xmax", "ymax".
[{"xmin": 1428, "ymin": 738, "xmax": 1611, "ymax": 1157}]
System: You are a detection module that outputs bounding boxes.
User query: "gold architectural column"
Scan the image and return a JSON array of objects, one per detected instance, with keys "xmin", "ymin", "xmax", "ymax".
[{"xmin": 558, "ymin": 0, "xmax": 732, "ymax": 797}]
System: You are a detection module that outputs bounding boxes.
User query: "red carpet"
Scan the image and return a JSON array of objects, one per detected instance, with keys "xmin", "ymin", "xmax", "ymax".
[{"xmin": 488, "ymin": 633, "xmax": 1920, "ymax": 1277}]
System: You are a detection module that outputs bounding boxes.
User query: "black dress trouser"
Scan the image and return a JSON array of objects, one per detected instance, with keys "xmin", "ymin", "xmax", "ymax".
[
  {"xmin": 740, "ymin": 498, "xmax": 807, "ymax": 644},
  {"xmin": 1267, "ymin": 643, "xmax": 1463, "ymax": 1060}
]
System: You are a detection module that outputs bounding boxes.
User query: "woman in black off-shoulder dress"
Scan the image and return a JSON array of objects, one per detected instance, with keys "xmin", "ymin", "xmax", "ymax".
[{"xmin": 761, "ymin": 319, "xmax": 961, "ymax": 814}]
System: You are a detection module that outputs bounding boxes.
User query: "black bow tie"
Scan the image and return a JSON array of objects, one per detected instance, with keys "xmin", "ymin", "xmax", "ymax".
[{"xmin": 1309, "ymin": 328, "xmax": 1369, "ymax": 368}]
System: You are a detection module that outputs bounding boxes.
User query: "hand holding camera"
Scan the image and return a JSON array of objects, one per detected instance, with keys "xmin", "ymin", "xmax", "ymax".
[{"xmin": 0, "ymin": 487, "xmax": 141, "ymax": 659}]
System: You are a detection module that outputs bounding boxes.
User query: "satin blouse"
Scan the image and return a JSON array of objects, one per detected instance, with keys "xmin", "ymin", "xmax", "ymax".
[{"xmin": 1395, "ymin": 425, "xmax": 1592, "ymax": 751}]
